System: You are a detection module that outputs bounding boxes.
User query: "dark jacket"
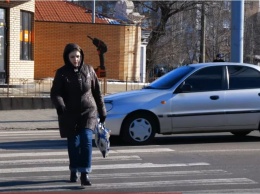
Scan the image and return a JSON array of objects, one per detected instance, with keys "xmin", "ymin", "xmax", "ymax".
[{"xmin": 50, "ymin": 43, "xmax": 106, "ymax": 138}]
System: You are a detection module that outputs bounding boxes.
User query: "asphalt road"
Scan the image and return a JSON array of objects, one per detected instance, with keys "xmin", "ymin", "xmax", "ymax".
[{"xmin": 1, "ymin": 129, "xmax": 260, "ymax": 193}]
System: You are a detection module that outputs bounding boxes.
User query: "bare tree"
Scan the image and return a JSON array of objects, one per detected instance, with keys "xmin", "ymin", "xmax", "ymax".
[
  {"xmin": 134, "ymin": 1, "xmax": 202, "ymax": 72},
  {"xmin": 204, "ymin": 2, "xmax": 231, "ymax": 62},
  {"xmin": 152, "ymin": 8, "xmax": 200, "ymax": 67},
  {"xmin": 72, "ymin": 1, "xmax": 260, "ymax": 70},
  {"xmin": 244, "ymin": 1, "xmax": 260, "ymax": 64}
]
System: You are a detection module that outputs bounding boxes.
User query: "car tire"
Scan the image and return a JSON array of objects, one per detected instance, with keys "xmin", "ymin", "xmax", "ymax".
[
  {"xmin": 121, "ymin": 113, "xmax": 156, "ymax": 145},
  {"xmin": 231, "ymin": 131, "xmax": 251, "ymax": 136}
]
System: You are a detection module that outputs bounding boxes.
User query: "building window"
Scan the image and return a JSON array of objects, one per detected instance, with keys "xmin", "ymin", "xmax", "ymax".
[{"xmin": 20, "ymin": 11, "xmax": 33, "ymax": 60}]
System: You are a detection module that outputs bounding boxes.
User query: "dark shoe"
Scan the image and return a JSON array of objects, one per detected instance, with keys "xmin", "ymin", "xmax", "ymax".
[
  {"xmin": 80, "ymin": 172, "xmax": 92, "ymax": 186},
  {"xmin": 70, "ymin": 171, "xmax": 78, "ymax": 182}
]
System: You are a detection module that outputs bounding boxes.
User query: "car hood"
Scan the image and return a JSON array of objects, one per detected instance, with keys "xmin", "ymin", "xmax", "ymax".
[
  {"xmin": 104, "ymin": 89, "xmax": 169, "ymax": 103},
  {"xmin": 104, "ymin": 88, "xmax": 174, "ymax": 116}
]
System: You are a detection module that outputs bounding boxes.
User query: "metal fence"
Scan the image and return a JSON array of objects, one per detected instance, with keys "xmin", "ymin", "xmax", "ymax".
[{"xmin": 0, "ymin": 77, "xmax": 150, "ymax": 97}]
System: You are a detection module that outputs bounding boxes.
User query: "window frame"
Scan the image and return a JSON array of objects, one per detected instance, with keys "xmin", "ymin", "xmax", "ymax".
[
  {"xmin": 183, "ymin": 66, "xmax": 225, "ymax": 92},
  {"xmin": 227, "ymin": 65, "xmax": 260, "ymax": 90},
  {"xmin": 20, "ymin": 11, "xmax": 33, "ymax": 60}
]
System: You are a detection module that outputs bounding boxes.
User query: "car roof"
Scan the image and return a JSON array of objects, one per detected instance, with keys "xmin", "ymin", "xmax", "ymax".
[{"xmin": 188, "ymin": 62, "xmax": 260, "ymax": 70}]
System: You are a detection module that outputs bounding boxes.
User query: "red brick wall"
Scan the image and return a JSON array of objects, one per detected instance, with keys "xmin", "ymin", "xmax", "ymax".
[{"xmin": 34, "ymin": 21, "xmax": 141, "ymax": 81}]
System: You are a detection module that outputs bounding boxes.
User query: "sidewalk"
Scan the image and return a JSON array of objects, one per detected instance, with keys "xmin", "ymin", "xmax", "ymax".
[
  {"xmin": 0, "ymin": 109, "xmax": 58, "ymax": 130},
  {"xmin": 0, "ymin": 82, "xmax": 149, "ymax": 130}
]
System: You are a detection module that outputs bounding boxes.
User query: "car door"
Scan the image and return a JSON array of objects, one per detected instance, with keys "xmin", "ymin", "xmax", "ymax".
[
  {"xmin": 225, "ymin": 65, "xmax": 260, "ymax": 129},
  {"xmin": 171, "ymin": 66, "xmax": 227, "ymax": 132}
]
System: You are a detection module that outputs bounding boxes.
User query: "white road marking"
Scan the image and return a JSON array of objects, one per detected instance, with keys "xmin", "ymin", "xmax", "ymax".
[
  {"xmin": 0, "ymin": 130, "xmax": 58, "ymax": 135},
  {"xmin": 0, "ymin": 151, "xmax": 68, "ymax": 158},
  {"xmin": 181, "ymin": 149, "xmax": 260, "ymax": 153},
  {"xmin": 0, "ymin": 170, "xmax": 230, "ymax": 181},
  {"xmin": 90, "ymin": 178, "xmax": 257, "ymax": 189},
  {"xmin": 0, "ymin": 148, "xmax": 174, "ymax": 158},
  {"xmin": 0, "ymin": 178, "xmax": 256, "ymax": 192},
  {"xmin": 0, "ymin": 129, "xmax": 59, "ymax": 133},
  {"xmin": 184, "ymin": 188, "xmax": 260, "ymax": 194},
  {"xmin": 112, "ymin": 148, "xmax": 174, "ymax": 153},
  {"xmin": 0, "ymin": 162, "xmax": 210, "ymax": 173},
  {"xmin": 0, "ymin": 155, "xmax": 141, "ymax": 165}
]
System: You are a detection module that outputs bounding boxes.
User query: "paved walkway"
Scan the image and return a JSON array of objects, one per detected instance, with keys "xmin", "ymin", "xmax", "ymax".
[{"xmin": 0, "ymin": 109, "xmax": 58, "ymax": 130}]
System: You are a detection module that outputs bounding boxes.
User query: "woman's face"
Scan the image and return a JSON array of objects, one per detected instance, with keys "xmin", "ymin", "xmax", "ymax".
[{"xmin": 69, "ymin": 50, "xmax": 81, "ymax": 68}]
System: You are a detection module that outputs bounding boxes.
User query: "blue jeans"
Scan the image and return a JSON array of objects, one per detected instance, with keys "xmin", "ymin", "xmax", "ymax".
[{"xmin": 67, "ymin": 128, "xmax": 93, "ymax": 173}]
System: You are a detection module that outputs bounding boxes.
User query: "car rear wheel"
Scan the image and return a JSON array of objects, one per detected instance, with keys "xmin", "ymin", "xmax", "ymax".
[
  {"xmin": 231, "ymin": 131, "xmax": 251, "ymax": 136},
  {"xmin": 121, "ymin": 113, "xmax": 156, "ymax": 145}
]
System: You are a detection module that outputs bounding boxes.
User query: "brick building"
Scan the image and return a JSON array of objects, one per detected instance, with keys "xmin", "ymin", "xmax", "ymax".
[
  {"xmin": 0, "ymin": 0, "xmax": 35, "ymax": 84},
  {"xmin": 0, "ymin": 0, "xmax": 142, "ymax": 84}
]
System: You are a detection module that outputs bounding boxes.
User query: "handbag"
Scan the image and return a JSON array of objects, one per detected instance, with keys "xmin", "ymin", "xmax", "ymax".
[{"xmin": 94, "ymin": 122, "xmax": 110, "ymax": 158}]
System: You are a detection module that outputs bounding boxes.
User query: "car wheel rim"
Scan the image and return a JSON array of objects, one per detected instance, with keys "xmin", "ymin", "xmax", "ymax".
[{"xmin": 129, "ymin": 118, "xmax": 152, "ymax": 142}]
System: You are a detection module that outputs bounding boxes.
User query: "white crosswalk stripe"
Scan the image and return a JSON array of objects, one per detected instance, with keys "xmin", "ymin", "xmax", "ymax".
[
  {"xmin": 0, "ymin": 178, "xmax": 257, "ymax": 192},
  {"xmin": 0, "ymin": 148, "xmax": 174, "ymax": 157},
  {"xmin": 0, "ymin": 155, "xmax": 142, "ymax": 165},
  {"xmin": 0, "ymin": 130, "xmax": 258, "ymax": 193},
  {"xmin": 0, "ymin": 170, "xmax": 231, "ymax": 181},
  {"xmin": 0, "ymin": 162, "xmax": 211, "ymax": 173}
]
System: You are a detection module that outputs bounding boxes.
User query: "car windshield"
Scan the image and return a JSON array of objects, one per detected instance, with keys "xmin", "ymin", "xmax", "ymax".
[{"xmin": 144, "ymin": 66, "xmax": 195, "ymax": 89}]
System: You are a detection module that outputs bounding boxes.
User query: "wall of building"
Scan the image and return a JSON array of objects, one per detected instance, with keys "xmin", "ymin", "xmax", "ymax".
[
  {"xmin": 34, "ymin": 21, "xmax": 141, "ymax": 81},
  {"xmin": 9, "ymin": 0, "xmax": 35, "ymax": 79}
]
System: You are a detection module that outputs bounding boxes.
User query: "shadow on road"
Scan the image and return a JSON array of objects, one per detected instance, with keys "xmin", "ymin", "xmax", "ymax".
[
  {"xmin": 153, "ymin": 133, "xmax": 260, "ymax": 145},
  {"xmin": 0, "ymin": 179, "xmax": 84, "ymax": 192},
  {"xmin": 1, "ymin": 133, "xmax": 260, "ymax": 150},
  {"xmin": 110, "ymin": 133, "xmax": 260, "ymax": 147},
  {"xmin": 0, "ymin": 139, "xmax": 67, "ymax": 150}
]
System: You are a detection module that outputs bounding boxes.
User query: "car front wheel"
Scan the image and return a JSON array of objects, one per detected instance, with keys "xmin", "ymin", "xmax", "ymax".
[{"xmin": 121, "ymin": 113, "xmax": 156, "ymax": 145}]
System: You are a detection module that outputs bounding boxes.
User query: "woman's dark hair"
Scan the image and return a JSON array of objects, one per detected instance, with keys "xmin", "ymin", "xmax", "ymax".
[{"xmin": 63, "ymin": 43, "xmax": 84, "ymax": 67}]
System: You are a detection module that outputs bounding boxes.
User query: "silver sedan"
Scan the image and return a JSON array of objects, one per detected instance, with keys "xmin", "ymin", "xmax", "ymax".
[{"xmin": 104, "ymin": 62, "xmax": 260, "ymax": 145}]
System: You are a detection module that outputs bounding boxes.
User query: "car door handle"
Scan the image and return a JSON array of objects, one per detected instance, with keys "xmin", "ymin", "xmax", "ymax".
[{"xmin": 210, "ymin": 95, "xmax": 219, "ymax": 100}]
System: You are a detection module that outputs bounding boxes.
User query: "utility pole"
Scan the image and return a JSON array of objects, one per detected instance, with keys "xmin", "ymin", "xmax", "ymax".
[
  {"xmin": 231, "ymin": 0, "xmax": 244, "ymax": 63},
  {"xmin": 199, "ymin": 2, "xmax": 206, "ymax": 63},
  {"xmin": 92, "ymin": 0, "xmax": 95, "ymax": 23}
]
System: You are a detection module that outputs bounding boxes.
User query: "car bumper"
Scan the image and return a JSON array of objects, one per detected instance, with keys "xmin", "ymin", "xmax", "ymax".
[{"xmin": 105, "ymin": 113, "xmax": 126, "ymax": 136}]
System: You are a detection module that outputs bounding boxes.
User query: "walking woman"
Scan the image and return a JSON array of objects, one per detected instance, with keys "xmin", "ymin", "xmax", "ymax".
[{"xmin": 50, "ymin": 43, "xmax": 106, "ymax": 187}]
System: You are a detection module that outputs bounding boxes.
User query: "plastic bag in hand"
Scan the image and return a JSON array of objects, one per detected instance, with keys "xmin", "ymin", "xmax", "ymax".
[{"xmin": 95, "ymin": 122, "xmax": 110, "ymax": 158}]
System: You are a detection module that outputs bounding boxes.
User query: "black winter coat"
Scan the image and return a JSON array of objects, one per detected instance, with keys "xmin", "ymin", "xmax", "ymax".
[{"xmin": 50, "ymin": 43, "xmax": 106, "ymax": 138}]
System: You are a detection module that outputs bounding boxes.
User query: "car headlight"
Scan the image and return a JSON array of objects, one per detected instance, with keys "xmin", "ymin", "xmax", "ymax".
[{"xmin": 105, "ymin": 101, "xmax": 113, "ymax": 112}]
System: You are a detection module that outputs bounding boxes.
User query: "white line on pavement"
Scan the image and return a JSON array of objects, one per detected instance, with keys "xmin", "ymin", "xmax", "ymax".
[
  {"xmin": 0, "ymin": 170, "xmax": 230, "ymax": 181},
  {"xmin": 0, "ymin": 178, "xmax": 256, "ymax": 192},
  {"xmin": 0, "ymin": 130, "xmax": 58, "ymax": 134},
  {"xmin": 0, "ymin": 148, "xmax": 174, "ymax": 158},
  {"xmin": 0, "ymin": 162, "xmax": 210, "ymax": 173},
  {"xmin": 0, "ymin": 155, "xmax": 141, "ymax": 165},
  {"xmin": 180, "ymin": 149, "xmax": 260, "ymax": 153},
  {"xmin": 88, "ymin": 178, "xmax": 258, "ymax": 189}
]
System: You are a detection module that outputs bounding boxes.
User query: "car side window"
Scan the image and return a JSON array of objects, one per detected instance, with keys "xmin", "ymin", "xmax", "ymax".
[
  {"xmin": 228, "ymin": 66, "xmax": 260, "ymax": 90},
  {"xmin": 184, "ymin": 66, "xmax": 223, "ymax": 92}
]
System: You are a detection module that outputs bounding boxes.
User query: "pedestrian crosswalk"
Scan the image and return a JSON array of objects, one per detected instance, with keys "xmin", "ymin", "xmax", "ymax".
[{"xmin": 0, "ymin": 130, "xmax": 259, "ymax": 193}]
